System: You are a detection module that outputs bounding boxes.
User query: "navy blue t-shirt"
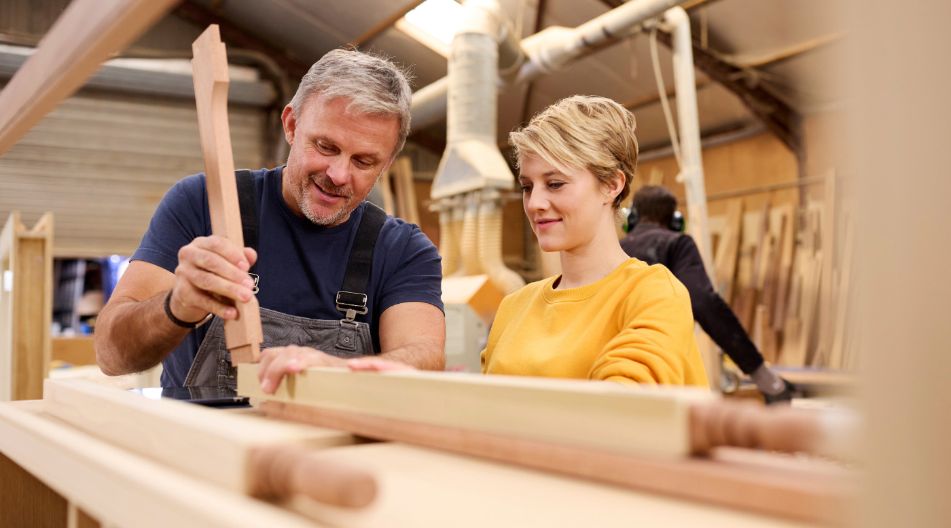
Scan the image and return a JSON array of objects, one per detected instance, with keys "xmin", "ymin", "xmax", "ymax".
[{"xmin": 132, "ymin": 166, "xmax": 443, "ymax": 387}]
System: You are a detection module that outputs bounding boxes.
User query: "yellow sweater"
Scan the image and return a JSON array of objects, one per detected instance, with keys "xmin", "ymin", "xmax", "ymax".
[{"xmin": 482, "ymin": 258, "xmax": 708, "ymax": 386}]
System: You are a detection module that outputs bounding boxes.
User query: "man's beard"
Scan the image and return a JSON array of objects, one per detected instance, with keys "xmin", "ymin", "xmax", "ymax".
[{"xmin": 298, "ymin": 173, "xmax": 354, "ymax": 226}]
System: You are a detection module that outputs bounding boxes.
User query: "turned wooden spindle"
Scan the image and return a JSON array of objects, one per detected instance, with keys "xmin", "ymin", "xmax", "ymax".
[
  {"xmin": 248, "ymin": 444, "xmax": 378, "ymax": 508},
  {"xmin": 689, "ymin": 400, "xmax": 832, "ymax": 457}
]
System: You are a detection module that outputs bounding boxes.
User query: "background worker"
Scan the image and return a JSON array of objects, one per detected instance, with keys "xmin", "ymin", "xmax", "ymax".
[{"xmin": 620, "ymin": 185, "xmax": 798, "ymax": 403}]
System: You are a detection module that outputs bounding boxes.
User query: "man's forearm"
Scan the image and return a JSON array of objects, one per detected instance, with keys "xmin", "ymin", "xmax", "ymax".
[
  {"xmin": 95, "ymin": 291, "xmax": 191, "ymax": 375},
  {"xmin": 379, "ymin": 339, "xmax": 445, "ymax": 371}
]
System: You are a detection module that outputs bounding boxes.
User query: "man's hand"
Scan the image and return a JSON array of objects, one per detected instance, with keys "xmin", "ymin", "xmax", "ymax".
[
  {"xmin": 170, "ymin": 235, "xmax": 258, "ymax": 323},
  {"xmin": 255, "ymin": 302, "xmax": 444, "ymax": 394},
  {"xmin": 257, "ymin": 345, "xmax": 348, "ymax": 394},
  {"xmin": 346, "ymin": 357, "xmax": 416, "ymax": 372}
]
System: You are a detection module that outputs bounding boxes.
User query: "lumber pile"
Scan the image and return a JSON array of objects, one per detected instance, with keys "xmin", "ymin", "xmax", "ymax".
[{"xmin": 707, "ymin": 174, "xmax": 856, "ymax": 371}]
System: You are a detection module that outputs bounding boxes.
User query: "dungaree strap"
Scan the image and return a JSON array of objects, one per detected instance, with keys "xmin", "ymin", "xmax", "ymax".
[
  {"xmin": 235, "ymin": 172, "xmax": 385, "ymax": 322},
  {"xmin": 235, "ymin": 170, "xmax": 259, "ymax": 271},
  {"xmin": 336, "ymin": 202, "xmax": 387, "ymax": 321}
]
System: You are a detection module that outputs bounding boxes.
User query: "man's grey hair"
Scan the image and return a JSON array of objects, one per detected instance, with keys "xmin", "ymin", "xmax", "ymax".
[{"xmin": 289, "ymin": 48, "xmax": 413, "ymax": 158}]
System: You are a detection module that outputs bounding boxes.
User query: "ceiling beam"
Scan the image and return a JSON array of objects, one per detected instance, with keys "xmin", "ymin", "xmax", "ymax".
[
  {"xmin": 655, "ymin": 29, "xmax": 803, "ymax": 156},
  {"xmin": 599, "ymin": 0, "xmax": 722, "ymax": 10},
  {"xmin": 349, "ymin": 0, "xmax": 425, "ymax": 48},
  {"xmin": 174, "ymin": 0, "xmax": 309, "ymax": 80},
  {"xmin": 623, "ymin": 77, "xmax": 713, "ymax": 113}
]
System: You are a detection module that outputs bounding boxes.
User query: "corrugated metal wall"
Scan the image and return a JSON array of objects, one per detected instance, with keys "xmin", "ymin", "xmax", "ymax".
[
  {"xmin": 0, "ymin": 0, "xmax": 273, "ymax": 258},
  {"xmin": 0, "ymin": 90, "xmax": 267, "ymax": 257}
]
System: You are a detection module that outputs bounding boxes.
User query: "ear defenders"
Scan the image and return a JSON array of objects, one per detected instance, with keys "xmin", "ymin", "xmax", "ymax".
[{"xmin": 625, "ymin": 206, "xmax": 685, "ymax": 233}]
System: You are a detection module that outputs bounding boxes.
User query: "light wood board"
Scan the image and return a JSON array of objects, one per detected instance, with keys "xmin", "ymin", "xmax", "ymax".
[
  {"xmin": 283, "ymin": 442, "xmax": 819, "ymax": 528},
  {"xmin": 0, "ymin": 400, "xmax": 320, "ymax": 528},
  {"xmin": 238, "ymin": 364, "xmax": 714, "ymax": 458},
  {"xmin": 42, "ymin": 378, "xmax": 355, "ymax": 494},
  {"xmin": 0, "ymin": 212, "xmax": 53, "ymax": 401}
]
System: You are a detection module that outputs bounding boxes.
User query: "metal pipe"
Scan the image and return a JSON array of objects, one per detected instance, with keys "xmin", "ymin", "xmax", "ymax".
[
  {"xmin": 665, "ymin": 6, "xmax": 714, "ymax": 278},
  {"xmin": 410, "ymin": 0, "xmax": 688, "ymax": 131}
]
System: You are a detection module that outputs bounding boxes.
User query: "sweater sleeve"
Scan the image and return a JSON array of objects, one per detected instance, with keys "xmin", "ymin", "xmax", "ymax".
[
  {"xmin": 587, "ymin": 270, "xmax": 700, "ymax": 385},
  {"xmin": 480, "ymin": 292, "xmax": 516, "ymax": 372}
]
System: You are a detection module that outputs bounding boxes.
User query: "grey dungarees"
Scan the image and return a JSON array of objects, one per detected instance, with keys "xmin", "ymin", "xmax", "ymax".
[{"xmin": 182, "ymin": 172, "xmax": 387, "ymax": 390}]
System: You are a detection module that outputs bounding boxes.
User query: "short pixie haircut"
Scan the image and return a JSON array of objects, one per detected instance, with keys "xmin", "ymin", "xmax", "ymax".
[{"xmin": 509, "ymin": 95, "xmax": 639, "ymax": 209}]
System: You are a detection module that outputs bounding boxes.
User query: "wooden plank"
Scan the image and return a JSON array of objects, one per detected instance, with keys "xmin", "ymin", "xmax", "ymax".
[
  {"xmin": 67, "ymin": 503, "xmax": 101, "ymax": 528},
  {"xmin": 283, "ymin": 442, "xmax": 827, "ymax": 528},
  {"xmin": 42, "ymin": 378, "xmax": 373, "ymax": 507},
  {"xmin": 0, "ymin": 0, "xmax": 179, "ymax": 155},
  {"xmin": 260, "ymin": 400, "xmax": 854, "ymax": 526},
  {"xmin": 760, "ymin": 207, "xmax": 787, "ymax": 326},
  {"xmin": 391, "ymin": 156, "xmax": 420, "ymax": 224},
  {"xmin": 239, "ymin": 365, "xmax": 850, "ymax": 460},
  {"xmin": 52, "ymin": 337, "xmax": 97, "ymax": 366},
  {"xmin": 0, "ymin": 400, "xmax": 320, "ymax": 528},
  {"xmin": 713, "ymin": 199, "xmax": 743, "ymax": 301},
  {"xmin": 734, "ymin": 205, "xmax": 769, "ymax": 330},
  {"xmin": 239, "ymin": 364, "xmax": 714, "ymax": 458},
  {"xmin": 828, "ymin": 216, "xmax": 854, "ymax": 370},
  {"xmin": 191, "ymin": 25, "xmax": 262, "ymax": 364},
  {"xmin": 0, "ymin": 451, "xmax": 67, "ymax": 528},
  {"xmin": 377, "ymin": 167, "xmax": 396, "ymax": 216},
  {"xmin": 772, "ymin": 205, "xmax": 797, "ymax": 332},
  {"xmin": 814, "ymin": 174, "xmax": 838, "ymax": 366},
  {"xmin": 0, "ymin": 212, "xmax": 53, "ymax": 401}
]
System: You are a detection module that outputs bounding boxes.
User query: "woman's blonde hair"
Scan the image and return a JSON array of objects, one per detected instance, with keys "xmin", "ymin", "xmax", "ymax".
[{"xmin": 509, "ymin": 95, "xmax": 638, "ymax": 209}]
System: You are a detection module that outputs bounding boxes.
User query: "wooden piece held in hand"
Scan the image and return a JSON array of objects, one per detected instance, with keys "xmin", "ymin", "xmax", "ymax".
[{"xmin": 191, "ymin": 25, "xmax": 262, "ymax": 364}]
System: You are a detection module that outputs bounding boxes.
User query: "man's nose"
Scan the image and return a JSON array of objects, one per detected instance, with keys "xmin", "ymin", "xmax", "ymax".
[{"xmin": 325, "ymin": 157, "xmax": 350, "ymax": 186}]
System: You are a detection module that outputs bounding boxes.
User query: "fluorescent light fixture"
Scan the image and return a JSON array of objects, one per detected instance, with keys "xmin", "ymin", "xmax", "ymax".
[{"xmin": 396, "ymin": 0, "xmax": 464, "ymax": 57}]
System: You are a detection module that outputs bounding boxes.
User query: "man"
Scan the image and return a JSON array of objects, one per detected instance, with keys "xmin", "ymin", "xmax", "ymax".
[
  {"xmin": 620, "ymin": 186, "xmax": 797, "ymax": 403},
  {"xmin": 95, "ymin": 49, "xmax": 445, "ymax": 394}
]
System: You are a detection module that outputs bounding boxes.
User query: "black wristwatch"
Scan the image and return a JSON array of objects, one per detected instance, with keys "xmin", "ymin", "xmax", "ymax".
[{"xmin": 163, "ymin": 290, "xmax": 212, "ymax": 329}]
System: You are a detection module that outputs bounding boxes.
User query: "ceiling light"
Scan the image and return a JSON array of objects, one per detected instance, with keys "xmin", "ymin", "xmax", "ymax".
[{"xmin": 396, "ymin": 0, "xmax": 464, "ymax": 57}]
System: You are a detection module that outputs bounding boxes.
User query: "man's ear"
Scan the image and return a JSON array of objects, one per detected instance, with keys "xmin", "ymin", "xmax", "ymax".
[{"xmin": 280, "ymin": 105, "xmax": 296, "ymax": 146}]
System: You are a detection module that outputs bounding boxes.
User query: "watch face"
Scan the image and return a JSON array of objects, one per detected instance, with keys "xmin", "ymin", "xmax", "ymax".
[{"xmin": 129, "ymin": 386, "xmax": 250, "ymax": 408}]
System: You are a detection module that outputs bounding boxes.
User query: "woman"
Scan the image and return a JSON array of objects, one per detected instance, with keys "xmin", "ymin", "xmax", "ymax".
[
  {"xmin": 479, "ymin": 95, "xmax": 707, "ymax": 386},
  {"xmin": 262, "ymin": 95, "xmax": 707, "ymax": 388}
]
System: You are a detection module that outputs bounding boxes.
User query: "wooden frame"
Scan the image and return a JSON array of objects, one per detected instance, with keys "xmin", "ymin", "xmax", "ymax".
[{"xmin": 0, "ymin": 213, "xmax": 53, "ymax": 401}]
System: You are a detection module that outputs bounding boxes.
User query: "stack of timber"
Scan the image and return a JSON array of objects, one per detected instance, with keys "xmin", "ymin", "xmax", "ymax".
[
  {"xmin": 707, "ymin": 173, "xmax": 856, "ymax": 372},
  {"xmin": 0, "ymin": 374, "xmax": 857, "ymax": 527}
]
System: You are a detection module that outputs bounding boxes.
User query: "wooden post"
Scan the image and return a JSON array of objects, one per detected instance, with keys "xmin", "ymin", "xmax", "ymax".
[
  {"xmin": 191, "ymin": 25, "xmax": 262, "ymax": 364},
  {"xmin": 0, "ymin": 213, "xmax": 53, "ymax": 401}
]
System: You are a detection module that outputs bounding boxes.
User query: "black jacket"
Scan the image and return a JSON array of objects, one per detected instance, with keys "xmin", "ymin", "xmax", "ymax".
[{"xmin": 620, "ymin": 224, "xmax": 764, "ymax": 374}]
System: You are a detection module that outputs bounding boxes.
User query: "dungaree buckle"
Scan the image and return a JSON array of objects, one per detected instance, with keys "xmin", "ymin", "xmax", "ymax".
[{"xmin": 335, "ymin": 291, "xmax": 368, "ymax": 321}]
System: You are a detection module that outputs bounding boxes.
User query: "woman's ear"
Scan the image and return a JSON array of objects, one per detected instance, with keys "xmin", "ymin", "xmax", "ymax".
[{"xmin": 606, "ymin": 169, "xmax": 626, "ymax": 202}]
